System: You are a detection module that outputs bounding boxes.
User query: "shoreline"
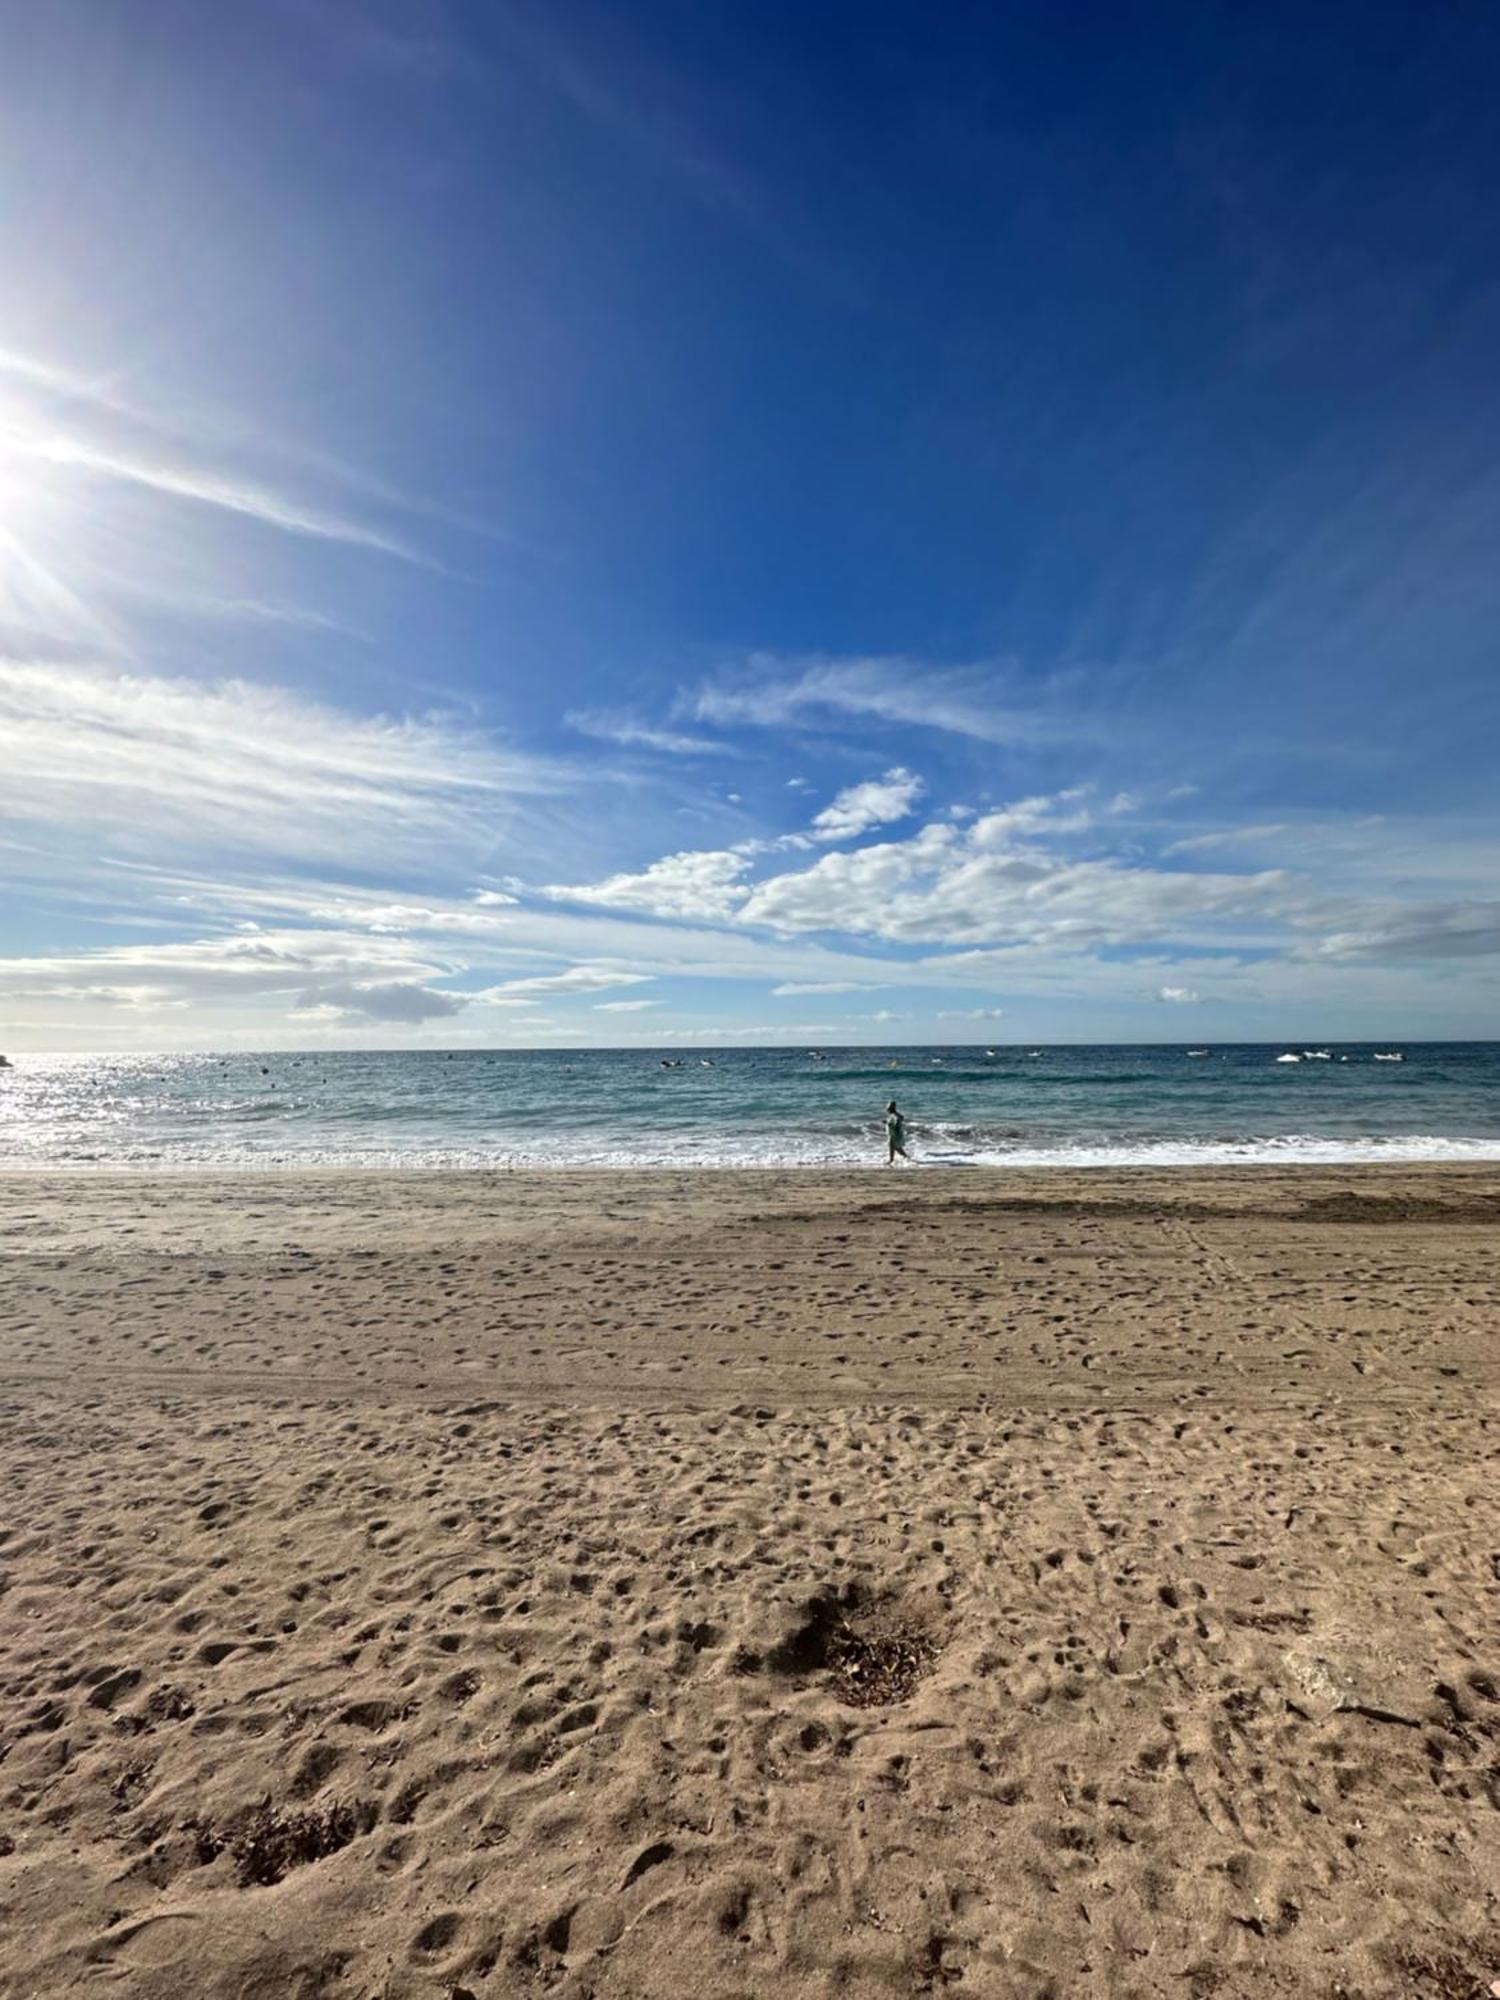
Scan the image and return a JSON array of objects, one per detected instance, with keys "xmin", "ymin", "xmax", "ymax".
[{"xmin": 3, "ymin": 1146, "xmax": 1500, "ymax": 1176}]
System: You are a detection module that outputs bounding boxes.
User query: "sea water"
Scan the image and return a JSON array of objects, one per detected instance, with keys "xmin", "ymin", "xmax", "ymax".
[{"xmin": 2, "ymin": 1044, "xmax": 1498, "ymax": 1169}]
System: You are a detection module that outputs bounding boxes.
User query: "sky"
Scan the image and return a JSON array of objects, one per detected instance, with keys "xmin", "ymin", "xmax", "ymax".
[{"xmin": 3, "ymin": 0, "xmax": 1499, "ymax": 1051}]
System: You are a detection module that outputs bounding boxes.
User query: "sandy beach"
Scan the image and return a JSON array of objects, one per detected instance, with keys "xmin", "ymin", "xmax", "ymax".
[{"xmin": 2, "ymin": 1165, "xmax": 1498, "ymax": 1999}]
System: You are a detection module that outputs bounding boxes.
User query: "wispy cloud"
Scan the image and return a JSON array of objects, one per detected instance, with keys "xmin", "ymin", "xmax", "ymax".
[
  {"xmin": 1309, "ymin": 903, "xmax": 1500, "ymax": 961},
  {"xmin": 0, "ymin": 661, "xmax": 561, "ymax": 865},
  {"xmin": 689, "ymin": 654, "xmax": 1089, "ymax": 746},
  {"xmin": 565, "ymin": 708, "xmax": 732, "ymax": 756},
  {"xmin": 295, "ymin": 0, "xmax": 490, "ymax": 86},
  {"xmin": 489, "ymin": 5, "xmax": 837, "ymax": 290},
  {"xmin": 14, "ymin": 431, "xmax": 420, "ymax": 561},
  {"xmin": 493, "ymin": 966, "xmax": 654, "ymax": 995},
  {"xmin": 0, "ymin": 345, "xmax": 149, "ymax": 423},
  {"xmin": 1164, "ymin": 823, "xmax": 1294, "ymax": 855}
]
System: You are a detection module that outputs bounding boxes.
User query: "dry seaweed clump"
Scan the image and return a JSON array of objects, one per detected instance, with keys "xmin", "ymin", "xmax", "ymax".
[
  {"xmin": 1381, "ymin": 1949, "xmax": 1500, "ymax": 2000},
  {"xmin": 764, "ymin": 1585, "xmax": 941, "ymax": 1708},
  {"xmin": 191, "ymin": 1798, "xmax": 378, "ymax": 1886},
  {"xmin": 825, "ymin": 1614, "xmax": 937, "ymax": 1708}
]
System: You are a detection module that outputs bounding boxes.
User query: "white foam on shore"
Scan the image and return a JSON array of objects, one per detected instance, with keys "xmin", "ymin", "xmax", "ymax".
[{"xmin": 5, "ymin": 1131, "xmax": 1500, "ymax": 1171}]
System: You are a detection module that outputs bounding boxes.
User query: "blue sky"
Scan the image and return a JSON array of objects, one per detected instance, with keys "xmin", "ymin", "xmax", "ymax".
[{"xmin": 3, "ymin": 0, "xmax": 1499, "ymax": 1048}]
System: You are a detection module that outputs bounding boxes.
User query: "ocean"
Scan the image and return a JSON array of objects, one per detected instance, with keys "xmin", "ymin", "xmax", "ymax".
[{"xmin": 2, "ymin": 1042, "xmax": 1498, "ymax": 1170}]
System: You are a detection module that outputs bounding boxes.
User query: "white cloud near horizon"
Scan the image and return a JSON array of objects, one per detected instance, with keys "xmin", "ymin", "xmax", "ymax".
[
  {"xmin": 301, "ymin": 979, "xmax": 467, "ymax": 1023},
  {"xmin": 494, "ymin": 966, "xmax": 653, "ymax": 994},
  {"xmin": 8, "ymin": 641, "xmax": 1500, "ymax": 1050},
  {"xmin": 0, "ymin": 928, "xmax": 662, "ymax": 1044}
]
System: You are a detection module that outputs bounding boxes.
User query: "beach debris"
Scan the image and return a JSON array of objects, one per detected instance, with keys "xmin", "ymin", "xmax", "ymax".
[
  {"xmin": 189, "ymin": 1797, "xmax": 379, "ymax": 1886},
  {"xmin": 825, "ymin": 1618, "xmax": 936, "ymax": 1708},
  {"xmin": 764, "ymin": 1584, "xmax": 939, "ymax": 1708},
  {"xmin": 1382, "ymin": 1947, "xmax": 1500, "ymax": 2000},
  {"xmin": 1282, "ymin": 1645, "xmax": 1430, "ymax": 1729}
]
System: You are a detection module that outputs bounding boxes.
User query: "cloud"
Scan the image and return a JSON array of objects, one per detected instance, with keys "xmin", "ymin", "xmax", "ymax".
[
  {"xmin": 0, "ymin": 927, "xmax": 663, "ymax": 1045},
  {"xmin": 0, "ymin": 661, "xmax": 559, "ymax": 866},
  {"xmin": 538, "ymin": 848, "xmax": 752, "ymax": 922},
  {"xmin": 1164, "ymin": 824, "xmax": 1294, "ymax": 855},
  {"xmin": 736, "ymin": 792, "xmax": 1296, "ymax": 949},
  {"xmin": 1154, "ymin": 985, "xmax": 1201, "ymax": 1003},
  {"xmin": 493, "ymin": 966, "xmax": 654, "ymax": 994},
  {"xmin": 565, "ymin": 708, "xmax": 731, "ymax": 756},
  {"xmin": 0, "ymin": 345, "xmax": 142, "ymax": 421},
  {"xmin": 0, "ymin": 929, "xmax": 462, "ymax": 1026},
  {"xmin": 689, "ymin": 654, "xmax": 1083, "ymax": 746},
  {"xmin": 12, "ymin": 431, "xmax": 420, "ymax": 561},
  {"xmin": 62, "ymin": 862, "xmax": 951, "ymax": 996},
  {"xmin": 966, "ymin": 790, "xmax": 1092, "ymax": 843},
  {"xmin": 1308, "ymin": 902, "xmax": 1500, "ymax": 960},
  {"xmin": 643, "ymin": 1023, "xmax": 851, "ymax": 1042},
  {"xmin": 0, "ymin": 980, "xmax": 186, "ymax": 1009},
  {"xmin": 491, "ymin": 6, "xmax": 829, "ymax": 286},
  {"xmin": 937, "ymin": 1007, "xmax": 1005, "ymax": 1019},
  {"xmin": 594, "ymin": 998, "xmax": 659, "ymax": 1012},
  {"xmin": 771, "ymin": 980, "xmax": 866, "ymax": 996},
  {"xmin": 811, "ymin": 767, "xmax": 924, "ymax": 842},
  {"xmin": 306, "ymin": 979, "xmax": 466, "ymax": 1023}
]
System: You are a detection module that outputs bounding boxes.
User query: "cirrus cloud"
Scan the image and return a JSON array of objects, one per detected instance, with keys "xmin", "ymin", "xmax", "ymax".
[{"xmin": 0, "ymin": 660, "xmax": 562, "ymax": 868}]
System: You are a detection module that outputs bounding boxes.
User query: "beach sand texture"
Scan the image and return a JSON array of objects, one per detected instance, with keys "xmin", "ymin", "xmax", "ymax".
[{"xmin": 1, "ymin": 1167, "xmax": 1498, "ymax": 1999}]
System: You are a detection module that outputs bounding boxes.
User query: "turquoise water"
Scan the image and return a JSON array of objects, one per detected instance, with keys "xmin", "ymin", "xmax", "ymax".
[{"xmin": 1, "ymin": 1044, "xmax": 1498, "ymax": 1168}]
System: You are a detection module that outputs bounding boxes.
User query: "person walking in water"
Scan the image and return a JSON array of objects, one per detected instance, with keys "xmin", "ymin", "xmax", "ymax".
[{"xmin": 884, "ymin": 1099, "xmax": 910, "ymax": 1166}]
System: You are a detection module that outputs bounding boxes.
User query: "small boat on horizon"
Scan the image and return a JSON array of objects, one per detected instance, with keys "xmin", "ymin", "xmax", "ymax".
[
  {"xmin": 1373, "ymin": 1051, "xmax": 1405, "ymax": 1062},
  {"xmin": 1275, "ymin": 1052, "xmax": 1302, "ymax": 1063}
]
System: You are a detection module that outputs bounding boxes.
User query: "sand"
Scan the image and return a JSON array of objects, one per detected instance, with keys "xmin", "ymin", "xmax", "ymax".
[{"xmin": 1, "ymin": 1164, "xmax": 1499, "ymax": 2000}]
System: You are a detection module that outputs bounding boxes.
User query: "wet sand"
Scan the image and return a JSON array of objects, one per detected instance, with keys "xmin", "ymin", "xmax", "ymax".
[{"xmin": 1, "ymin": 1166, "xmax": 1498, "ymax": 1998}]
